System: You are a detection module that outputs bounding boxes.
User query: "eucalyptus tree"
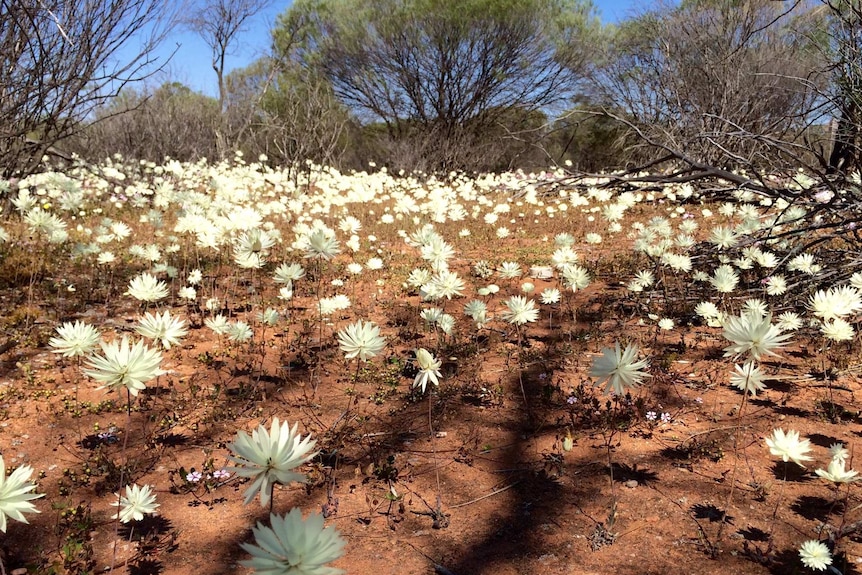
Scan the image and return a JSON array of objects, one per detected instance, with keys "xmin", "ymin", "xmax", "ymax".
[
  {"xmin": 183, "ymin": 0, "xmax": 275, "ymax": 158},
  {"xmin": 593, "ymin": 0, "xmax": 825, "ymax": 174},
  {"xmin": 0, "ymin": 0, "xmax": 178, "ymax": 177},
  {"xmin": 273, "ymin": 0, "xmax": 602, "ymax": 171}
]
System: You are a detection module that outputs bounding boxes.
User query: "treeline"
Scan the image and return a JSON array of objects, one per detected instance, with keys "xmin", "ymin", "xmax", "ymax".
[{"xmin": 4, "ymin": 0, "xmax": 862, "ymax": 178}]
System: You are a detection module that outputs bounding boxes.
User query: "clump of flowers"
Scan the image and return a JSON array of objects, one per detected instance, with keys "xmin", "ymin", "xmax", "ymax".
[{"xmin": 815, "ymin": 442, "xmax": 859, "ymax": 483}]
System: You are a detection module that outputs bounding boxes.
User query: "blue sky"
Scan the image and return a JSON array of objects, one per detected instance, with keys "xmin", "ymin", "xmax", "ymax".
[{"xmin": 137, "ymin": 0, "xmax": 647, "ymax": 97}]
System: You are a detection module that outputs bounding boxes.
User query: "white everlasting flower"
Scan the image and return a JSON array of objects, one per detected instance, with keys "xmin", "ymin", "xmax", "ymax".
[
  {"xmin": 809, "ymin": 286, "xmax": 862, "ymax": 321},
  {"xmin": 126, "ymin": 272, "xmax": 169, "ymax": 303},
  {"xmin": 675, "ymin": 233, "xmax": 695, "ymax": 249},
  {"xmin": 551, "ymin": 246, "xmax": 579, "ymax": 268},
  {"xmin": 765, "ymin": 428, "xmax": 812, "ymax": 467},
  {"xmin": 723, "ymin": 312, "xmax": 790, "ymax": 361},
  {"xmin": 406, "ymin": 268, "xmax": 433, "ymax": 291},
  {"xmin": 366, "ymin": 257, "xmax": 384, "ymax": 271},
  {"xmin": 273, "ymin": 263, "xmax": 305, "ymax": 284},
  {"xmin": 590, "ymin": 343, "xmax": 650, "ymax": 396},
  {"xmin": 187, "ymin": 269, "xmax": 203, "ymax": 285},
  {"xmin": 691, "ymin": 270, "xmax": 710, "ymax": 283},
  {"xmin": 788, "ymin": 253, "xmax": 820, "ymax": 275},
  {"xmin": 464, "ymin": 300, "xmax": 488, "ymax": 327},
  {"xmin": 49, "ymin": 320, "xmax": 101, "ymax": 358},
  {"xmin": 421, "ymin": 307, "xmax": 444, "ymax": 325},
  {"xmin": 228, "ymin": 417, "xmax": 317, "ymax": 507},
  {"xmin": 0, "ymin": 456, "xmax": 43, "ymax": 532},
  {"xmin": 110, "ymin": 221, "xmax": 132, "ymax": 240},
  {"xmin": 501, "ymin": 296, "xmax": 539, "ymax": 326},
  {"xmin": 424, "ymin": 270, "xmax": 466, "ymax": 300},
  {"xmin": 754, "ymin": 250, "xmax": 778, "ymax": 268},
  {"xmin": 708, "ymin": 226, "xmax": 738, "ymax": 249},
  {"xmin": 338, "ymin": 215, "xmax": 362, "ymax": 234},
  {"xmin": 829, "ymin": 443, "xmax": 850, "ymax": 464},
  {"xmin": 559, "ymin": 264, "xmax": 591, "ymax": 291},
  {"xmin": 178, "ymin": 286, "xmax": 197, "ymax": 301},
  {"xmin": 497, "ymin": 261, "xmax": 522, "ymax": 279},
  {"xmin": 661, "ymin": 253, "xmax": 692, "ymax": 272},
  {"xmin": 112, "ymin": 484, "xmax": 159, "ymax": 523},
  {"xmin": 634, "ymin": 270, "xmax": 655, "ymax": 288},
  {"xmin": 420, "ymin": 236, "xmax": 455, "ymax": 271},
  {"xmin": 710, "ymin": 264, "xmax": 739, "ymax": 294},
  {"xmin": 278, "ymin": 285, "xmax": 294, "ymax": 301},
  {"xmin": 658, "ymin": 318, "xmax": 674, "ymax": 331},
  {"xmin": 765, "ymin": 275, "xmax": 787, "ymax": 296},
  {"xmin": 798, "ymin": 540, "xmax": 832, "ymax": 572},
  {"xmin": 317, "ymin": 298, "xmax": 340, "ymax": 316},
  {"xmin": 241, "ymin": 509, "xmax": 345, "ymax": 575},
  {"xmin": 742, "ymin": 298, "xmax": 768, "ymax": 318},
  {"xmin": 540, "ymin": 288, "xmax": 561, "ymax": 305},
  {"xmin": 776, "ymin": 311, "xmax": 803, "ymax": 331},
  {"xmin": 205, "ymin": 314, "xmax": 230, "ymax": 335},
  {"xmin": 84, "ymin": 336, "xmax": 164, "ymax": 396},
  {"xmin": 336, "ymin": 320, "xmax": 385, "ymax": 362},
  {"xmin": 97, "ymin": 251, "xmax": 115, "ymax": 265},
  {"xmin": 135, "ymin": 311, "xmax": 188, "ymax": 350},
  {"xmin": 303, "ymin": 229, "xmax": 341, "ymax": 260},
  {"xmin": 821, "ymin": 318, "xmax": 854, "ymax": 342},
  {"xmin": 233, "ymin": 228, "xmax": 276, "ymax": 269},
  {"xmin": 730, "ymin": 361, "xmax": 767, "ymax": 396},
  {"xmin": 695, "ymin": 301, "xmax": 721, "ymax": 321},
  {"xmin": 437, "ymin": 313, "xmax": 456, "ymax": 335},
  {"xmin": 257, "ymin": 308, "xmax": 280, "ymax": 327},
  {"xmin": 554, "ymin": 232, "xmax": 576, "ymax": 247},
  {"xmin": 815, "ymin": 458, "xmax": 859, "ymax": 483},
  {"xmin": 228, "ymin": 321, "xmax": 254, "ymax": 343},
  {"xmin": 413, "ymin": 348, "xmax": 442, "ymax": 393}
]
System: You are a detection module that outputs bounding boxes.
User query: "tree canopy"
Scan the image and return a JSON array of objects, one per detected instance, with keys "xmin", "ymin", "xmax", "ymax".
[{"xmin": 273, "ymin": 0, "xmax": 602, "ymax": 170}]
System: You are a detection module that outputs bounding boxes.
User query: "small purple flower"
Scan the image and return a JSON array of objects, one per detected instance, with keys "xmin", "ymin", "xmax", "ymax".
[
  {"xmin": 97, "ymin": 429, "xmax": 118, "ymax": 443},
  {"xmin": 212, "ymin": 469, "xmax": 230, "ymax": 481},
  {"xmin": 645, "ymin": 411, "xmax": 657, "ymax": 422},
  {"xmin": 567, "ymin": 396, "xmax": 577, "ymax": 405},
  {"xmin": 661, "ymin": 412, "xmax": 672, "ymax": 424},
  {"xmin": 186, "ymin": 471, "xmax": 203, "ymax": 483}
]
